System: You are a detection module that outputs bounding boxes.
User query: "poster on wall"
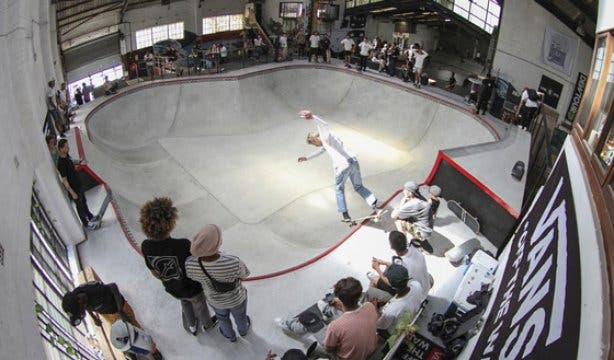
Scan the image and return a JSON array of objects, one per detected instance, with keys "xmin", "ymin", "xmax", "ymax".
[
  {"xmin": 564, "ymin": 72, "xmax": 588, "ymax": 126},
  {"xmin": 538, "ymin": 75, "xmax": 564, "ymax": 108},
  {"xmin": 469, "ymin": 153, "xmax": 581, "ymax": 360},
  {"xmin": 542, "ymin": 27, "xmax": 578, "ymax": 75}
]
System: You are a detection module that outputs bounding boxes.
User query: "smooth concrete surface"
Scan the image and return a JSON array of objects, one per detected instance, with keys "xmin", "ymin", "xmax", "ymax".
[
  {"xmin": 77, "ymin": 65, "xmax": 499, "ymax": 275},
  {"xmin": 72, "ymin": 62, "xmax": 527, "ymax": 359}
]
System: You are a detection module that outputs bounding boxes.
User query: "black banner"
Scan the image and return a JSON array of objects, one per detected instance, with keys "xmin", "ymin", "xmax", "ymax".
[
  {"xmin": 564, "ymin": 72, "xmax": 588, "ymax": 126},
  {"xmin": 469, "ymin": 153, "xmax": 580, "ymax": 360},
  {"xmin": 538, "ymin": 75, "xmax": 564, "ymax": 108}
]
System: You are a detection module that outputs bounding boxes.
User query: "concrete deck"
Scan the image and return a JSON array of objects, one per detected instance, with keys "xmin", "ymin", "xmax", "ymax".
[{"xmin": 70, "ymin": 61, "xmax": 529, "ymax": 359}]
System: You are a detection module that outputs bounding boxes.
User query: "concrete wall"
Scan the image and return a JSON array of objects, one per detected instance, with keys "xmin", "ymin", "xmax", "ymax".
[
  {"xmin": 492, "ymin": 0, "xmax": 593, "ymax": 125},
  {"xmin": 0, "ymin": 0, "xmax": 85, "ymax": 358},
  {"xmin": 597, "ymin": 0, "xmax": 614, "ymax": 33}
]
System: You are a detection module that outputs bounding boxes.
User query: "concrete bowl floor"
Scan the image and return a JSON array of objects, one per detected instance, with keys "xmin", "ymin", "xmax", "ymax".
[{"xmin": 73, "ymin": 63, "xmax": 511, "ymax": 359}]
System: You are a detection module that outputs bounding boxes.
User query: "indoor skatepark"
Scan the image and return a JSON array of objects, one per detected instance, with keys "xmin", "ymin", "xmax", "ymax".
[{"xmin": 71, "ymin": 64, "xmax": 525, "ymax": 358}]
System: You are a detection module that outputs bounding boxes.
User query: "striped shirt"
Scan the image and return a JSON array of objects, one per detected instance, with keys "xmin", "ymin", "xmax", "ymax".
[{"xmin": 184, "ymin": 253, "xmax": 250, "ymax": 309}]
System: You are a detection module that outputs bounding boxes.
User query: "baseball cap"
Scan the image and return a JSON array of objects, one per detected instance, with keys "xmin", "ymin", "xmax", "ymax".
[
  {"xmin": 386, "ymin": 264, "xmax": 410, "ymax": 289},
  {"xmin": 404, "ymin": 181, "xmax": 419, "ymax": 193},
  {"xmin": 429, "ymin": 185, "xmax": 441, "ymax": 197}
]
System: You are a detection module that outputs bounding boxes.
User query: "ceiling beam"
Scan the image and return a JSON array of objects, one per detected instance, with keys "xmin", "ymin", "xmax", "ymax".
[
  {"xmin": 60, "ymin": 3, "xmax": 123, "ymax": 36},
  {"xmin": 56, "ymin": 0, "xmax": 100, "ymax": 14},
  {"xmin": 57, "ymin": 1, "xmax": 122, "ymax": 23},
  {"xmin": 120, "ymin": 0, "xmax": 129, "ymax": 22}
]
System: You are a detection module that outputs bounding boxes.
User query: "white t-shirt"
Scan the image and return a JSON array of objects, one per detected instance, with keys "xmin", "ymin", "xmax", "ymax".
[
  {"xmin": 58, "ymin": 89, "xmax": 67, "ymax": 104},
  {"xmin": 376, "ymin": 281, "xmax": 425, "ymax": 333},
  {"xmin": 412, "ymin": 50, "xmax": 428, "ymax": 69},
  {"xmin": 220, "ymin": 46, "xmax": 228, "ymax": 57},
  {"xmin": 279, "ymin": 36, "xmax": 288, "ymax": 48},
  {"xmin": 521, "ymin": 90, "xmax": 539, "ymax": 108},
  {"xmin": 46, "ymin": 87, "xmax": 56, "ymax": 110},
  {"xmin": 309, "ymin": 34, "xmax": 320, "ymax": 48},
  {"xmin": 254, "ymin": 37, "xmax": 263, "ymax": 47},
  {"xmin": 340, "ymin": 38, "xmax": 355, "ymax": 51},
  {"xmin": 358, "ymin": 41, "xmax": 372, "ymax": 56},
  {"xmin": 306, "ymin": 116, "xmax": 356, "ymax": 174},
  {"xmin": 397, "ymin": 247, "xmax": 430, "ymax": 296}
]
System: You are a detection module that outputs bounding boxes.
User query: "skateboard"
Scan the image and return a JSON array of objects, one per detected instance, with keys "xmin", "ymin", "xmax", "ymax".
[{"xmin": 341, "ymin": 209, "xmax": 389, "ymax": 227}]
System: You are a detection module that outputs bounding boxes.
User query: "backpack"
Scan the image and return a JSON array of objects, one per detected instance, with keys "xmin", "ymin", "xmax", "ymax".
[{"xmin": 527, "ymin": 89, "xmax": 540, "ymax": 102}]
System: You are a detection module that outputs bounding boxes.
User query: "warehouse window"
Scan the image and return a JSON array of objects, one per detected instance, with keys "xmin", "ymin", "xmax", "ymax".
[{"xmin": 135, "ymin": 21, "xmax": 184, "ymax": 50}]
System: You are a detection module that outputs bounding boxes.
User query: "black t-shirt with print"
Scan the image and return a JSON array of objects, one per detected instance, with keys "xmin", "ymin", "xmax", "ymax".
[
  {"xmin": 57, "ymin": 155, "xmax": 82, "ymax": 192},
  {"xmin": 141, "ymin": 238, "xmax": 203, "ymax": 298},
  {"xmin": 76, "ymin": 282, "xmax": 124, "ymax": 314}
]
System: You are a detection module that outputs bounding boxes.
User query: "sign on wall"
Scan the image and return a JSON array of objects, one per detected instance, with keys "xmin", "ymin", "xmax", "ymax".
[
  {"xmin": 538, "ymin": 75, "xmax": 564, "ymax": 108},
  {"xmin": 469, "ymin": 153, "xmax": 581, "ymax": 360},
  {"xmin": 564, "ymin": 72, "xmax": 588, "ymax": 126},
  {"xmin": 542, "ymin": 27, "xmax": 578, "ymax": 76}
]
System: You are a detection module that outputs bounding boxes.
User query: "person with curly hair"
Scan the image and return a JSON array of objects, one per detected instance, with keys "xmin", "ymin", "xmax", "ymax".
[{"xmin": 139, "ymin": 197, "xmax": 217, "ymax": 335}]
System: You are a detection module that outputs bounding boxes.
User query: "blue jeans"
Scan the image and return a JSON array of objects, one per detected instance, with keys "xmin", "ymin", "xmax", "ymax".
[
  {"xmin": 335, "ymin": 159, "xmax": 376, "ymax": 213},
  {"xmin": 212, "ymin": 298, "xmax": 249, "ymax": 341}
]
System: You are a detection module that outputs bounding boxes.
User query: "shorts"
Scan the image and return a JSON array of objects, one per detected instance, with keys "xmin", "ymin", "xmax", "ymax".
[
  {"xmin": 344, "ymin": 50, "xmax": 352, "ymax": 57},
  {"xmin": 414, "ymin": 66, "xmax": 422, "ymax": 73}
]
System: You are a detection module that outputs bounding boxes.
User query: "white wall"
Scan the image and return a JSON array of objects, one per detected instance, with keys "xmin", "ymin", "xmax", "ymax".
[
  {"xmin": 492, "ymin": 0, "xmax": 593, "ymax": 125},
  {"xmin": 597, "ymin": 0, "xmax": 614, "ymax": 33},
  {"xmin": 0, "ymin": 0, "xmax": 84, "ymax": 358},
  {"xmin": 67, "ymin": 54, "xmax": 123, "ymax": 83},
  {"xmin": 121, "ymin": 0, "xmax": 245, "ymax": 53}
]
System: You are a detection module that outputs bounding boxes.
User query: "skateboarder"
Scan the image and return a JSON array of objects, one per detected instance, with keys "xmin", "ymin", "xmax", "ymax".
[{"xmin": 297, "ymin": 110, "xmax": 379, "ymax": 222}]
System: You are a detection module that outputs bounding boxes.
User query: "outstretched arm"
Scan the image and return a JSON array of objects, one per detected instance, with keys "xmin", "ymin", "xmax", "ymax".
[
  {"xmin": 299, "ymin": 110, "xmax": 330, "ymax": 139},
  {"xmin": 298, "ymin": 147, "xmax": 325, "ymax": 163}
]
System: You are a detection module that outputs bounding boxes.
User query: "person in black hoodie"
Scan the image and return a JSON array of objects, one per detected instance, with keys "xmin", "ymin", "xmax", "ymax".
[
  {"xmin": 139, "ymin": 197, "xmax": 217, "ymax": 335},
  {"xmin": 477, "ymin": 73, "xmax": 496, "ymax": 115}
]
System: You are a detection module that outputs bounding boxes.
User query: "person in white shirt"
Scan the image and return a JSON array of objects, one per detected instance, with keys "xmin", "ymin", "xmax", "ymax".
[
  {"xmin": 357, "ymin": 36, "xmax": 372, "ymax": 71},
  {"xmin": 308, "ymin": 32, "xmax": 320, "ymax": 63},
  {"xmin": 279, "ymin": 33, "xmax": 288, "ymax": 61},
  {"xmin": 374, "ymin": 264, "xmax": 425, "ymax": 335},
  {"xmin": 391, "ymin": 181, "xmax": 432, "ymax": 247},
  {"xmin": 297, "ymin": 110, "xmax": 380, "ymax": 222},
  {"xmin": 220, "ymin": 43, "xmax": 228, "ymax": 63},
  {"xmin": 411, "ymin": 44, "xmax": 428, "ymax": 88},
  {"xmin": 254, "ymin": 35, "xmax": 264, "ymax": 60},
  {"xmin": 340, "ymin": 34, "xmax": 355, "ymax": 68},
  {"xmin": 516, "ymin": 88, "xmax": 541, "ymax": 131},
  {"xmin": 368, "ymin": 231, "xmax": 431, "ymax": 302}
]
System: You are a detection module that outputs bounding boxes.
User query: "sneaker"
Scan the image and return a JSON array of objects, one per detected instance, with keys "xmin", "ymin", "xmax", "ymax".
[
  {"xmin": 86, "ymin": 221, "xmax": 100, "ymax": 231},
  {"xmin": 188, "ymin": 324, "xmax": 198, "ymax": 336},
  {"xmin": 366, "ymin": 271, "xmax": 378, "ymax": 281},
  {"xmin": 342, "ymin": 212, "xmax": 352, "ymax": 222},
  {"xmin": 274, "ymin": 317, "xmax": 292, "ymax": 332},
  {"xmin": 219, "ymin": 327, "xmax": 236, "ymax": 342},
  {"xmin": 202, "ymin": 315, "xmax": 218, "ymax": 331},
  {"xmin": 239, "ymin": 316, "xmax": 251, "ymax": 336}
]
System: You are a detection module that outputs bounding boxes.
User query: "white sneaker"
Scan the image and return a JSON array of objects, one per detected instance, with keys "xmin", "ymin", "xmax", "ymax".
[
  {"xmin": 86, "ymin": 220, "xmax": 100, "ymax": 231},
  {"xmin": 366, "ymin": 271, "xmax": 378, "ymax": 281},
  {"xmin": 188, "ymin": 325, "xmax": 198, "ymax": 335},
  {"xmin": 274, "ymin": 317, "xmax": 288, "ymax": 330}
]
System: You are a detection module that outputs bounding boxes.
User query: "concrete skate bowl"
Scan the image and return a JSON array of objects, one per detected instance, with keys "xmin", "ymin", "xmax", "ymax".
[{"xmin": 84, "ymin": 66, "xmax": 496, "ymax": 275}]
